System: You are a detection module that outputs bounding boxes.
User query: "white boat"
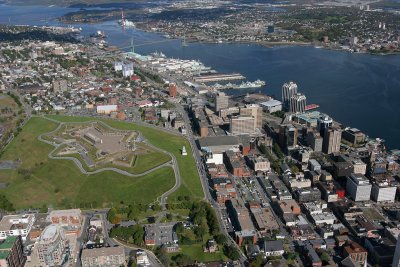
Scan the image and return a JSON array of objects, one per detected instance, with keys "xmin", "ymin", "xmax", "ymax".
[
  {"xmin": 119, "ymin": 19, "xmax": 135, "ymax": 28},
  {"xmin": 210, "ymin": 79, "xmax": 266, "ymax": 90}
]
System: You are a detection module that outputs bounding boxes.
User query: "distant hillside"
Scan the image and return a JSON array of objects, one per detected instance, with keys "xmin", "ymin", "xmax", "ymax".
[{"xmin": 5, "ymin": 0, "xmax": 148, "ymax": 7}]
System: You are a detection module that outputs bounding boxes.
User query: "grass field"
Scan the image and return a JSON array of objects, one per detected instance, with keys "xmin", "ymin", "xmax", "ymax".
[
  {"xmin": 170, "ymin": 244, "xmax": 227, "ymax": 262},
  {"xmin": 47, "ymin": 115, "xmax": 204, "ymax": 200},
  {"xmin": 0, "ymin": 117, "xmax": 176, "ymax": 209}
]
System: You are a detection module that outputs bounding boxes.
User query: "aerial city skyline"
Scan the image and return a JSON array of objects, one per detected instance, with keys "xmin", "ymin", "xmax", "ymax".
[{"xmin": 0, "ymin": 0, "xmax": 400, "ymax": 267}]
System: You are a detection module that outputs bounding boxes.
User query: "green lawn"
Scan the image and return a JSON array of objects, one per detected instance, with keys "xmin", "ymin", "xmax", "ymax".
[
  {"xmin": 132, "ymin": 151, "xmax": 171, "ymax": 174},
  {"xmin": 170, "ymin": 244, "xmax": 227, "ymax": 262},
  {"xmin": 0, "ymin": 117, "xmax": 176, "ymax": 209},
  {"xmin": 47, "ymin": 115, "xmax": 204, "ymax": 200}
]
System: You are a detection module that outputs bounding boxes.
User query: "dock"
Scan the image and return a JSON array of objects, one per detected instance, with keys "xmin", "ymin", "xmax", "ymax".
[
  {"xmin": 193, "ymin": 73, "xmax": 245, "ymax": 83},
  {"xmin": 305, "ymin": 104, "xmax": 320, "ymax": 111}
]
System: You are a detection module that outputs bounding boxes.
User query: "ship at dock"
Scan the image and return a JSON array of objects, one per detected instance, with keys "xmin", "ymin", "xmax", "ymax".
[
  {"xmin": 119, "ymin": 19, "xmax": 135, "ymax": 28},
  {"xmin": 210, "ymin": 79, "xmax": 266, "ymax": 90},
  {"xmin": 119, "ymin": 9, "xmax": 135, "ymax": 28}
]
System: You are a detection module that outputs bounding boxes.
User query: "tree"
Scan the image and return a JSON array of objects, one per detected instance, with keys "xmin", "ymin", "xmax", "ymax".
[
  {"xmin": 174, "ymin": 223, "xmax": 184, "ymax": 234},
  {"xmin": 273, "ymin": 143, "xmax": 284, "ymax": 159},
  {"xmin": 319, "ymin": 251, "xmax": 330, "ymax": 264},
  {"xmin": 107, "ymin": 208, "xmax": 121, "ymax": 224},
  {"xmin": 0, "ymin": 195, "xmax": 14, "ymax": 212},
  {"xmin": 155, "ymin": 246, "xmax": 170, "ymax": 267},
  {"xmin": 223, "ymin": 245, "xmax": 240, "ymax": 261},
  {"xmin": 173, "ymin": 254, "xmax": 194, "ymax": 266},
  {"xmin": 39, "ymin": 204, "xmax": 47, "ymax": 213},
  {"xmin": 215, "ymin": 233, "xmax": 228, "ymax": 245},
  {"xmin": 249, "ymin": 255, "xmax": 264, "ymax": 267}
]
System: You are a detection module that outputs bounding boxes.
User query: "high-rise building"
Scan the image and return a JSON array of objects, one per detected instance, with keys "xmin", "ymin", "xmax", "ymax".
[
  {"xmin": 169, "ymin": 83, "xmax": 177, "ymax": 97},
  {"xmin": 371, "ymin": 182, "xmax": 397, "ymax": 203},
  {"xmin": 306, "ymin": 131, "xmax": 323, "ymax": 152},
  {"xmin": 240, "ymin": 104, "xmax": 263, "ymax": 129},
  {"xmin": 282, "ymin": 82, "xmax": 298, "ymax": 111},
  {"xmin": 290, "ymin": 93, "xmax": 307, "ymax": 113},
  {"xmin": 215, "ymin": 92, "xmax": 229, "ymax": 112},
  {"xmin": 122, "ymin": 63, "xmax": 134, "ymax": 77},
  {"xmin": 279, "ymin": 124, "xmax": 298, "ymax": 151},
  {"xmin": 317, "ymin": 115, "xmax": 333, "ymax": 136},
  {"xmin": 36, "ymin": 225, "xmax": 67, "ymax": 266},
  {"xmin": 392, "ymin": 235, "xmax": 400, "ymax": 267},
  {"xmin": 322, "ymin": 126, "xmax": 342, "ymax": 154},
  {"xmin": 230, "ymin": 116, "xmax": 256, "ymax": 135},
  {"xmin": 0, "ymin": 236, "xmax": 26, "ymax": 267},
  {"xmin": 346, "ymin": 173, "xmax": 371, "ymax": 202}
]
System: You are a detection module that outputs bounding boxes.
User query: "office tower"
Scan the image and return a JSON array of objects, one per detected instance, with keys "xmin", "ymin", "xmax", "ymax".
[
  {"xmin": 282, "ymin": 82, "xmax": 298, "ymax": 111},
  {"xmin": 240, "ymin": 104, "xmax": 263, "ymax": 129},
  {"xmin": 346, "ymin": 173, "xmax": 371, "ymax": 201},
  {"xmin": 279, "ymin": 124, "xmax": 298, "ymax": 151},
  {"xmin": 215, "ymin": 92, "xmax": 229, "ymax": 112},
  {"xmin": 230, "ymin": 116, "xmax": 255, "ymax": 135},
  {"xmin": 317, "ymin": 115, "xmax": 333, "ymax": 136},
  {"xmin": 322, "ymin": 126, "xmax": 342, "ymax": 154},
  {"xmin": 0, "ymin": 236, "xmax": 26, "ymax": 267},
  {"xmin": 122, "ymin": 63, "xmax": 134, "ymax": 77},
  {"xmin": 290, "ymin": 93, "xmax": 307, "ymax": 113},
  {"xmin": 306, "ymin": 131, "xmax": 323, "ymax": 152}
]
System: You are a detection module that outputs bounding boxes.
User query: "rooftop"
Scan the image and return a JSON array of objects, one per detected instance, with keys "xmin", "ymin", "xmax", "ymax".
[
  {"xmin": 81, "ymin": 246, "xmax": 125, "ymax": 258},
  {"xmin": 198, "ymin": 136, "xmax": 240, "ymax": 148},
  {"xmin": 0, "ymin": 214, "xmax": 34, "ymax": 232}
]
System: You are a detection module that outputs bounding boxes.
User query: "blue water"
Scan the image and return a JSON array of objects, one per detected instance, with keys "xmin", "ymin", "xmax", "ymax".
[{"xmin": 1, "ymin": 4, "xmax": 400, "ymax": 149}]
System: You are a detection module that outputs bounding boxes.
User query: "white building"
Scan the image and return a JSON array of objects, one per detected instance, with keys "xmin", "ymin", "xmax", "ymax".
[
  {"xmin": 289, "ymin": 178, "xmax": 311, "ymax": 189},
  {"xmin": 205, "ymin": 152, "xmax": 223, "ymax": 165},
  {"xmin": 282, "ymin": 81, "xmax": 298, "ymax": 112},
  {"xmin": 122, "ymin": 63, "xmax": 134, "ymax": 77},
  {"xmin": 371, "ymin": 183, "xmax": 397, "ymax": 203},
  {"xmin": 290, "ymin": 93, "xmax": 307, "ymax": 114},
  {"xmin": 0, "ymin": 214, "xmax": 35, "ymax": 241},
  {"xmin": 96, "ymin": 105, "xmax": 118, "ymax": 114},
  {"xmin": 114, "ymin": 61, "xmax": 123, "ymax": 72},
  {"xmin": 260, "ymin": 99, "xmax": 282, "ymax": 113},
  {"xmin": 352, "ymin": 159, "xmax": 367, "ymax": 175},
  {"xmin": 346, "ymin": 173, "xmax": 371, "ymax": 202},
  {"xmin": 136, "ymin": 250, "xmax": 150, "ymax": 267},
  {"xmin": 311, "ymin": 212, "xmax": 336, "ymax": 225}
]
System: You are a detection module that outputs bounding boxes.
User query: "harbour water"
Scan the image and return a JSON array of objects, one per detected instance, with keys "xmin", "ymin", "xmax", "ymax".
[{"xmin": 1, "ymin": 4, "xmax": 400, "ymax": 149}]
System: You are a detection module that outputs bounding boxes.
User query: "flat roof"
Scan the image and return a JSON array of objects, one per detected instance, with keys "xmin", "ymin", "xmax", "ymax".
[
  {"xmin": 260, "ymin": 99, "xmax": 282, "ymax": 107},
  {"xmin": 0, "ymin": 214, "xmax": 34, "ymax": 232},
  {"xmin": 198, "ymin": 136, "xmax": 240, "ymax": 147},
  {"xmin": 81, "ymin": 246, "xmax": 125, "ymax": 258}
]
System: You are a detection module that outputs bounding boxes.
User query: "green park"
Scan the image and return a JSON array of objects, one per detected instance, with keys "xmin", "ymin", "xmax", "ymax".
[{"xmin": 0, "ymin": 115, "xmax": 204, "ymax": 210}]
